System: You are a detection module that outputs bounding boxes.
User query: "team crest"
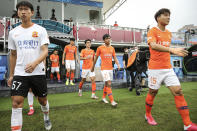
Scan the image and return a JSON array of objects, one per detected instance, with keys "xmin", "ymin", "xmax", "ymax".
[{"xmin": 32, "ymin": 31, "xmax": 39, "ymax": 37}]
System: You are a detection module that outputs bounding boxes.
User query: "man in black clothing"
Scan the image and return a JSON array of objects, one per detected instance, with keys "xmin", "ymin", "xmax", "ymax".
[{"xmin": 123, "ymin": 47, "xmax": 134, "ymax": 89}]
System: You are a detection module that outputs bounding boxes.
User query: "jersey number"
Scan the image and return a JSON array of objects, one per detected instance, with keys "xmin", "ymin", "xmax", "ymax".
[{"xmin": 12, "ymin": 81, "xmax": 22, "ymax": 90}]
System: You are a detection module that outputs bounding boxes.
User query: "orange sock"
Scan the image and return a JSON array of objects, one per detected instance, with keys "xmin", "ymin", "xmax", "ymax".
[
  {"xmin": 70, "ymin": 72, "xmax": 74, "ymax": 80},
  {"xmin": 11, "ymin": 126, "xmax": 21, "ymax": 131},
  {"xmin": 57, "ymin": 72, "xmax": 60, "ymax": 80},
  {"xmin": 175, "ymin": 95, "xmax": 191, "ymax": 126},
  {"xmin": 92, "ymin": 82, "xmax": 96, "ymax": 94},
  {"xmin": 79, "ymin": 82, "xmax": 83, "ymax": 89},
  {"xmin": 102, "ymin": 86, "xmax": 107, "ymax": 98},
  {"xmin": 145, "ymin": 93, "xmax": 155, "ymax": 117},
  {"xmin": 106, "ymin": 87, "xmax": 114, "ymax": 102},
  {"xmin": 66, "ymin": 72, "xmax": 70, "ymax": 79},
  {"xmin": 50, "ymin": 73, "xmax": 53, "ymax": 80}
]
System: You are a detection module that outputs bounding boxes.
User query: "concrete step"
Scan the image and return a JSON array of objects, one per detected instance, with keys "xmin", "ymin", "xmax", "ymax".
[{"xmin": 0, "ymin": 80, "xmax": 127, "ymax": 97}]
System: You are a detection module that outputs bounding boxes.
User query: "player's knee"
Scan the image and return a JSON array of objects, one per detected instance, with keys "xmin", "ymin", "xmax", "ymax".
[
  {"xmin": 173, "ymin": 88, "xmax": 183, "ymax": 96},
  {"xmin": 82, "ymin": 78, "xmax": 86, "ymax": 82},
  {"xmin": 12, "ymin": 99, "xmax": 23, "ymax": 108},
  {"xmin": 38, "ymin": 97, "xmax": 47, "ymax": 106},
  {"xmin": 149, "ymin": 89, "xmax": 158, "ymax": 96},
  {"xmin": 91, "ymin": 78, "xmax": 95, "ymax": 83},
  {"xmin": 107, "ymin": 81, "xmax": 111, "ymax": 87}
]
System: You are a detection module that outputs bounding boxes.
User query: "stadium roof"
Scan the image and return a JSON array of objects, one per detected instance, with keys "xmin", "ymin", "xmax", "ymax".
[
  {"xmin": 90, "ymin": 0, "xmax": 120, "ymax": 14},
  {"xmin": 48, "ymin": 0, "xmax": 120, "ymax": 14}
]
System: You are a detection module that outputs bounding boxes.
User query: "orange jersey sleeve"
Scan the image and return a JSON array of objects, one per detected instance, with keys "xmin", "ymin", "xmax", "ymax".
[
  {"xmin": 147, "ymin": 27, "xmax": 172, "ymax": 69},
  {"xmin": 80, "ymin": 49, "xmax": 84, "ymax": 57},
  {"xmin": 96, "ymin": 46, "xmax": 101, "ymax": 57},
  {"xmin": 147, "ymin": 28, "xmax": 157, "ymax": 44},
  {"xmin": 112, "ymin": 47, "xmax": 115, "ymax": 57}
]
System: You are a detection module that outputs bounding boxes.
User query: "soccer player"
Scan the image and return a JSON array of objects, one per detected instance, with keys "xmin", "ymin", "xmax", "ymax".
[
  {"xmin": 91, "ymin": 34, "xmax": 120, "ymax": 107},
  {"xmin": 62, "ymin": 38, "xmax": 79, "ymax": 85},
  {"xmin": 78, "ymin": 39, "xmax": 98, "ymax": 99},
  {"xmin": 145, "ymin": 8, "xmax": 197, "ymax": 130},
  {"xmin": 50, "ymin": 49, "xmax": 61, "ymax": 83},
  {"xmin": 27, "ymin": 89, "xmax": 34, "ymax": 116},
  {"xmin": 7, "ymin": 1, "xmax": 52, "ymax": 130}
]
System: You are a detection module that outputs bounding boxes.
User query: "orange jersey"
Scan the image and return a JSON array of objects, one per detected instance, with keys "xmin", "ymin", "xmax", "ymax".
[
  {"xmin": 64, "ymin": 45, "xmax": 77, "ymax": 60},
  {"xmin": 96, "ymin": 45, "xmax": 116, "ymax": 70},
  {"xmin": 147, "ymin": 27, "xmax": 172, "ymax": 69},
  {"xmin": 50, "ymin": 54, "xmax": 59, "ymax": 67},
  {"xmin": 81, "ymin": 49, "xmax": 95, "ymax": 69}
]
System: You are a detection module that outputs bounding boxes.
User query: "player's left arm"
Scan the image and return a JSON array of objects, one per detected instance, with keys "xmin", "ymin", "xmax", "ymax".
[
  {"xmin": 113, "ymin": 48, "xmax": 120, "ymax": 70},
  {"xmin": 91, "ymin": 55, "xmax": 98, "ymax": 72},
  {"xmin": 25, "ymin": 44, "xmax": 48, "ymax": 73},
  {"xmin": 114, "ymin": 55, "xmax": 120, "ymax": 70},
  {"xmin": 75, "ymin": 48, "xmax": 80, "ymax": 63}
]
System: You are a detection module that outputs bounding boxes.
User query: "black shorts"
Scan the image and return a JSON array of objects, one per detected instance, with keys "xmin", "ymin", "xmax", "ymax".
[{"xmin": 11, "ymin": 75, "xmax": 47, "ymax": 97}]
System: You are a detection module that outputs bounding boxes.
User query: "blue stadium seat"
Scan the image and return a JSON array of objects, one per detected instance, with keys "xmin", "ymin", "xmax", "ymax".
[
  {"xmin": 12, "ymin": 20, "xmax": 72, "ymax": 34},
  {"xmin": 32, "ymin": 19, "xmax": 43, "ymax": 26},
  {"xmin": 43, "ymin": 20, "xmax": 57, "ymax": 31},
  {"xmin": 12, "ymin": 22, "xmax": 21, "ymax": 28}
]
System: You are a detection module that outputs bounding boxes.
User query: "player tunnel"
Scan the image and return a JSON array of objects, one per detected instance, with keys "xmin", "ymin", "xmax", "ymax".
[
  {"xmin": 46, "ymin": 37, "xmax": 70, "ymax": 80},
  {"xmin": 183, "ymin": 44, "xmax": 197, "ymax": 76}
]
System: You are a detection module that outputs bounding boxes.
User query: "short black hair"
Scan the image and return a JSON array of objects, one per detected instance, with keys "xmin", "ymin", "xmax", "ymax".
[
  {"xmin": 85, "ymin": 39, "xmax": 91, "ymax": 44},
  {"xmin": 70, "ymin": 38, "xmax": 75, "ymax": 41},
  {"xmin": 53, "ymin": 49, "xmax": 58, "ymax": 52},
  {"xmin": 124, "ymin": 47, "xmax": 128, "ymax": 50},
  {"xmin": 103, "ymin": 34, "xmax": 111, "ymax": 40},
  {"xmin": 154, "ymin": 8, "xmax": 170, "ymax": 22},
  {"xmin": 16, "ymin": 1, "xmax": 34, "ymax": 11}
]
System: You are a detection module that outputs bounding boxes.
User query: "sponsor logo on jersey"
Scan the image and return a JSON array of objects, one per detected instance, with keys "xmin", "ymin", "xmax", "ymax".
[
  {"xmin": 32, "ymin": 31, "xmax": 38, "ymax": 37},
  {"xmin": 17, "ymin": 40, "xmax": 39, "ymax": 49}
]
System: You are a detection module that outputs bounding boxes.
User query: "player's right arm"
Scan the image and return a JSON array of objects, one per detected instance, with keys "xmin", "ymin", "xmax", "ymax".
[
  {"xmin": 80, "ymin": 50, "xmax": 89, "ymax": 60},
  {"xmin": 80, "ymin": 50, "xmax": 85, "ymax": 60},
  {"xmin": 91, "ymin": 55, "xmax": 98, "ymax": 72},
  {"xmin": 148, "ymin": 29, "xmax": 188, "ymax": 57},
  {"xmin": 150, "ymin": 42, "xmax": 188, "ymax": 57},
  {"xmin": 62, "ymin": 46, "xmax": 66, "ymax": 65},
  {"xmin": 91, "ymin": 47, "xmax": 100, "ymax": 72},
  {"xmin": 80, "ymin": 56, "xmax": 86, "ymax": 60},
  {"xmin": 8, "ymin": 50, "xmax": 17, "ymax": 87},
  {"xmin": 7, "ymin": 31, "xmax": 16, "ymax": 87}
]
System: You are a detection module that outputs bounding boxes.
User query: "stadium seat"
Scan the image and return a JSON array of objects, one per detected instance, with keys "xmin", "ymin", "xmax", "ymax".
[{"xmin": 32, "ymin": 19, "xmax": 44, "ymax": 26}]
